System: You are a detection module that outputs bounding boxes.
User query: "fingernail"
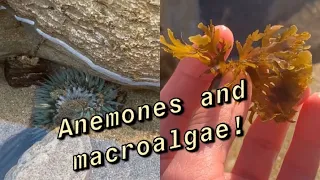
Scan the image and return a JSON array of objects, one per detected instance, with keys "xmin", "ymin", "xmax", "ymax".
[{"xmin": 216, "ymin": 25, "xmax": 229, "ymax": 31}]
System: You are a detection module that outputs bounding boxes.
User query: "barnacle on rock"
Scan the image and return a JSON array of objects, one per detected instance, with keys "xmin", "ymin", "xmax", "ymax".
[
  {"xmin": 160, "ymin": 20, "xmax": 312, "ymax": 123},
  {"xmin": 31, "ymin": 68, "xmax": 126, "ymax": 129}
]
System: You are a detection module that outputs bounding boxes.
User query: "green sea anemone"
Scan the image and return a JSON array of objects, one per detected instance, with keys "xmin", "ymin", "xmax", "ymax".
[{"xmin": 31, "ymin": 68, "xmax": 125, "ymax": 129}]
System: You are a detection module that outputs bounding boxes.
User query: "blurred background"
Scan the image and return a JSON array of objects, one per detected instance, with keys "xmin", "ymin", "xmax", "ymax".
[{"xmin": 161, "ymin": 0, "xmax": 320, "ymax": 179}]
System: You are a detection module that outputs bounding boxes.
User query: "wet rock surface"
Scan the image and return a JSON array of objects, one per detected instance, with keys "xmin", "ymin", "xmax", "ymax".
[
  {"xmin": 4, "ymin": 129, "xmax": 92, "ymax": 180},
  {"xmin": 0, "ymin": 120, "xmax": 160, "ymax": 180}
]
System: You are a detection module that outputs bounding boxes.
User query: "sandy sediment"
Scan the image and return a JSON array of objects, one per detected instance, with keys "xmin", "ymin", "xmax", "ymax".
[{"xmin": 0, "ymin": 64, "xmax": 35, "ymax": 126}]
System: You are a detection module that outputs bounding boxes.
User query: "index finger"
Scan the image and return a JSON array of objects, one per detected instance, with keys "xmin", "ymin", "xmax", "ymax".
[{"xmin": 160, "ymin": 25, "xmax": 234, "ymax": 173}]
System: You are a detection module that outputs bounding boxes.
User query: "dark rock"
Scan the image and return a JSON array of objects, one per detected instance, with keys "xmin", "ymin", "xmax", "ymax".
[{"xmin": 4, "ymin": 55, "xmax": 53, "ymax": 88}]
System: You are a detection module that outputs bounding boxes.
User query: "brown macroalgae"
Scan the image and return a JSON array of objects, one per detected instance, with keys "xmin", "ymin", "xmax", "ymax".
[{"xmin": 160, "ymin": 20, "xmax": 312, "ymax": 123}]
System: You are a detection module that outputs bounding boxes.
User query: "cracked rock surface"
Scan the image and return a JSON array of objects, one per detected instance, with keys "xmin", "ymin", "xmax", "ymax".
[{"xmin": 1, "ymin": 0, "xmax": 160, "ymax": 89}]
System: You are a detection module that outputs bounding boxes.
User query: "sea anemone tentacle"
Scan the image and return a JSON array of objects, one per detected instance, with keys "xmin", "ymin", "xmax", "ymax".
[{"xmin": 31, "ymin": 68, "xmax": 125, "ymax": 129}]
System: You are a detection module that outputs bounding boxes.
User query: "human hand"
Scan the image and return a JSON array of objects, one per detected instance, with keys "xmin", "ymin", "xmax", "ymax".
[{"xmin": 160, "ymin": 25, "xmax": 320, "ymax": 180}]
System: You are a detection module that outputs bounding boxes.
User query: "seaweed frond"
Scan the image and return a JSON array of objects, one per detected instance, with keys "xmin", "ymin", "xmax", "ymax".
[
  {"xmin": 160, "ymin": 20, "xmax": 232, "ymax": 66},
  {"xmin": 160, "ymin": 21, "xmax": 313, "ymax": 123}
]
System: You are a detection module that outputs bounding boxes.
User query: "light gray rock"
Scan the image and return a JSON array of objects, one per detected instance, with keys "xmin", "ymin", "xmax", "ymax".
[
  {"xmin": 4, "ymin": 130, "xmax": 92, "ymax": 180},
  {"xmin": 0, "ymin": 119, "xmax": 27, "ymax": 146},
  {"xmin": 0, "ymin": 0, "xmax": 160, "ymax": 90},
  {"xmin": 0, "ymin": 119, "xmax": 26, "ymax": 146},
  {"xmin": 0, "ymin": 119, "xmax": 160, "ymax": 180},
  {"xmin": 90, "ymin": 139, "xmax": 160, "ymax": 180}
]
